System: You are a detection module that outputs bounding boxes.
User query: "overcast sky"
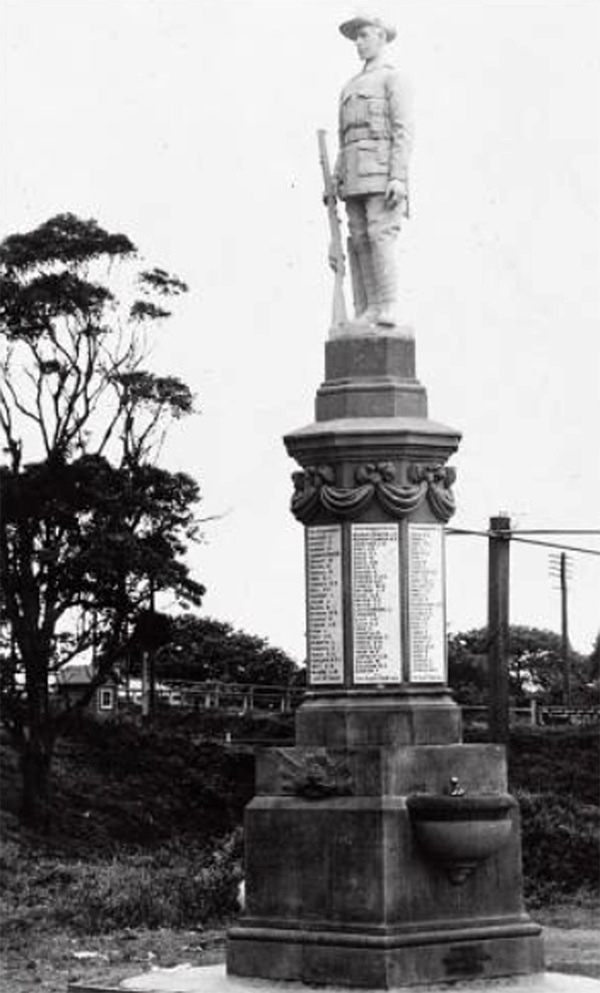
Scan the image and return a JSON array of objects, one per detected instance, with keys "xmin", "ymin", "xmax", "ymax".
[{"xmin": 2, "ymin": 0, "xmax": 599, "ymax": 658}]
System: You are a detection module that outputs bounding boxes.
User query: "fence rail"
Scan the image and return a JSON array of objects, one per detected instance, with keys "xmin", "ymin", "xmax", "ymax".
[
  {"xmin": 461, "ymin": 703, "xmax": 599, "ymax": 728},
  {"xmin": 119, "ymin": 679, "xmax": 306, "ymax": 714},
  {"xmin": 117, "ymin": 681, "xmax": 598, "ymax": 727}
]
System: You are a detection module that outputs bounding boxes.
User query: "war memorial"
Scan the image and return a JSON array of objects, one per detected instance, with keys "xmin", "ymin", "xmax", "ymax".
[
  {"xmin": 226, "ymin": 12, "xmax": 544, "ymax": 987},
  {"xmin": 72, "ymin": 12, "xmax": 598, "ymax": 993}
]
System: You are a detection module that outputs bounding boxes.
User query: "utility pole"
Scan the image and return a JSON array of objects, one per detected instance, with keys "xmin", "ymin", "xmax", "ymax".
[
  {"xmin": 139, "ymin": 579, "xmax": 157, "ymax": 721},
  {"xmin": 488, "ymin": 514, "xmax": 511, "ymax": 743},
  {"xmin": 141, "ymin": 649, "xmax": 151, "ymax": 720},
  {"xmin": 148, "ymin": 578, "xmax": 156, "ymax": 716},
  {"xmin": 549, "ymin": 552, "xmax": 572, "ymax": 707}
]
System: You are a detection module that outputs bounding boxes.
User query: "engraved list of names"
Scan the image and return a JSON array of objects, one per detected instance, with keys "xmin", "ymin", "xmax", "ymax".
[
  {"xmin": 351, "ymin": 524, "xmax": 401, "ymax": 683},
  {"xmin": 408, "ymin": 523, "xmax": 446, "ymax": 682},
  {"xmin": 306, "ymin": 526, "xmax": 344, "ymax": 684}
]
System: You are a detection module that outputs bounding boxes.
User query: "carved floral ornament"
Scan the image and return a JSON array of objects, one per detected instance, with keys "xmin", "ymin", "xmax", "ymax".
[{"xmin": 291, "ymin": 461, "xmax": 456, "ymax": 524}]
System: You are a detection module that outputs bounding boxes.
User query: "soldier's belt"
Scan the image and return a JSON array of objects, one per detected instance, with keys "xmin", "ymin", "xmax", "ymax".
[{"xmin": 342, "ymin": 128, "xmax": 391, "ymax": 142}]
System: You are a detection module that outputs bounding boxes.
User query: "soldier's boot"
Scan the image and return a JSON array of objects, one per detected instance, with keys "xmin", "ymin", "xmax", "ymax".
[
  {"xmin": 372, "ymin": 238, "xmax": 399, "ymax": 327},
  {"xmin": 349, "ymin": 239, "xmax": 379, "ymax": 325}
]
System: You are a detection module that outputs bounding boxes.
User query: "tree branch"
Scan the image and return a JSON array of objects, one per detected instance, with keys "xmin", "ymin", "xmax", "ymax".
[{"xmin": 2, "ymin": 373, "xmax": 43, "ymax": 431}]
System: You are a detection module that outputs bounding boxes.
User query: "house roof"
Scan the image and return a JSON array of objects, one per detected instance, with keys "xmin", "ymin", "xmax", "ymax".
[{"xmin": 56, "ymin": 663, "xmax": 95, "ymax": 687}]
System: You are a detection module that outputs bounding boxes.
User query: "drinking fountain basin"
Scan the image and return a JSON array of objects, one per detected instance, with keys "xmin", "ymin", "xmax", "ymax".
[{"xmin": 406, "ymin": 791, "xmax": 516, "ymax": 885}]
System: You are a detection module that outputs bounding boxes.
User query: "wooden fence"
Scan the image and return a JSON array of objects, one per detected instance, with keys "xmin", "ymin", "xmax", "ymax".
[{"xmin": 118, "ymin": 681, "xmax": 598, "ymax": 727}]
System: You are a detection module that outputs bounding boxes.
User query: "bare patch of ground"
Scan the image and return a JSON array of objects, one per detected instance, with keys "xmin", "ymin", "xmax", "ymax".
[
  {"xmin": 0, "ymin": 927, "xmax": 225, "ymax": 993},
  {"xmin": 536, "ymin": 902, "xmax": 600, "ymax": 980}
]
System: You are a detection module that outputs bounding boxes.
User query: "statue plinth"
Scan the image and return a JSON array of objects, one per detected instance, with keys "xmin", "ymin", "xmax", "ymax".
[
  {"xmin": 226, "ymin": 330, "xmax": 543, "ymax": 987},
  {"xmin": 316, "ymin": 328, "xmax": 427, "ymax": 420}
]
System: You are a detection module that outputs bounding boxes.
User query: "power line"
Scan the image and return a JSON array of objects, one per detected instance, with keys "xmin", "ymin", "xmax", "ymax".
[
  {"xmin": 510, "ymin": 535, "xmax": 600, "ymax": 557},
  {"xmin": 447, "ymin": 527, "xmax": 497, "ymax": 538},
  {"xmin": 445, "ymin": 527, "xmax": 600, "ymax": 557},
  {"xmin": 511, "ymin": 529, "xmax": 600, "ymax": 536}
]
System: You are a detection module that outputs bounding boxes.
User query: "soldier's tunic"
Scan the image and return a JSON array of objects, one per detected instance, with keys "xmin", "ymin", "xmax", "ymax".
[
  {"xmin": 336, "ymin": 62, "xmax": 413, "ymax": 200},
  {"xmin": 334, "ymin": 59, "xmax": 414, "ymax": 322}
]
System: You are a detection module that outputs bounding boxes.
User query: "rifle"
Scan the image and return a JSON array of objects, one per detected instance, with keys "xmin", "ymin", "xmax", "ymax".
[{"xmin": 317, "ymin": 129, "xmax": 347, "ymax": 328}]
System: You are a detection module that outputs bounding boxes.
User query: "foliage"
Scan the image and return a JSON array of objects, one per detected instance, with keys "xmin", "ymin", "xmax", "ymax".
[
  {"xmin": 507, "ymin": 725, "xmax": 599, "ymax": 806},
  {"xmin": 0, "ymin": 213, "xmax": 204, "ymax": 825},
  {"xmin": 447, "ymin": 632, "xmax": 489, "ymax": 705},
  {"xmin": 586, "ymin": 632, "xmax": 600, "ymax": 700},
  {"xmin": 0, "ymin": 833, "xmax": 242, "ymax": 935},
  {"xmin": 0, "ymin": 717, "xmax": 248, "ymax": 933},
  {"xmin": 155, "ymin": 614, "xmax": 303, "ymax": 686},
  {"xmin": 517, "ymin": 790, "xmax": 599, "ymax": 905},
  {"xmin": 448, "ymin": 625, "xmax": 591, "ymax": 706},
  {"xmin": 0, "ymin": 716, "xmax": 255, "ymax": 859},
  {"xmin": 507, "ymin": 726, "xmax": 598, "ymax": 905},
  {"xmin": 172, "ymin": 709, "xmax": 296, "ymax": 745}
]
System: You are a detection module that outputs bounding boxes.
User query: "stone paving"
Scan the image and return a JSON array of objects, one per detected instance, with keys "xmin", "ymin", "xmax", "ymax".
[{"xmin": 69, "ymin": 961, "xmax": 600, "ymax": 993}]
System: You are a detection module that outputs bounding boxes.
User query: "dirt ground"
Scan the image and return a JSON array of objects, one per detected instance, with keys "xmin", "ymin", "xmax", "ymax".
[
  {"xmin": 535, "ymin": 903, "xmax": 600, "ymax": 981},
  {"xmin": 0, "ymin": 928, "xmax": 226, "ymax": 993},
  {"xmin": 1, "ymin": 905, "xmax": 598, "ymax": 993}
]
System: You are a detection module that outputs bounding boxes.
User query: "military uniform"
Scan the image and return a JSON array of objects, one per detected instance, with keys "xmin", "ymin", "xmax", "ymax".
[{"xmin": 335, "ymin": 62, "xmax": 413, "ymax": 326}]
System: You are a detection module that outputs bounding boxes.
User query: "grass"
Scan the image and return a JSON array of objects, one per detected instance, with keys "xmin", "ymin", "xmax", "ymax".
[
  {"xmin": 0, "ymin": 714, "xmax": 256, "ymax": 853},
  {"xmin": 0, "ymin": 831, "xmax": 243, "ymax": 936},
  {"xmin": 1, "ymin": 715, "xmax": 249, "ymax": 990},
  {"xmin": 0, "ymin": 925, "xmax": 226, "ymax": 993}
]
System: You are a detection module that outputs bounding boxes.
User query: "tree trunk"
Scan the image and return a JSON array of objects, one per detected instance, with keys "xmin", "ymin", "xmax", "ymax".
[{"xmin": 19, "ymin": 736, "xmax": 54, "ymax": 830}]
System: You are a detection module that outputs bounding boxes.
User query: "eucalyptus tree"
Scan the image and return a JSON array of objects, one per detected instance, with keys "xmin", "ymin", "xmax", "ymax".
[{"xmin": 0, "ymin": 214, "xmax": 204, "ymax": 825}]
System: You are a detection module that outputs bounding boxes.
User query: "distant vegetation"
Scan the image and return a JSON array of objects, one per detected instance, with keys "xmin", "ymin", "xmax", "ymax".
[
  {"xmin": 153, "ymin": 614, "xmax": 304, "ymax": 687},
  {"xmin": 449, "ymin": 625, "xmax": 598, "ymax": 707}
]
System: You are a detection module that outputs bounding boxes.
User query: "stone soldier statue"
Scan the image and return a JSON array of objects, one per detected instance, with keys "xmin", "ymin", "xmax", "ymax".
[{"xmin": 332, "ymin": 14, "xmax": 413, "ymax": 328}]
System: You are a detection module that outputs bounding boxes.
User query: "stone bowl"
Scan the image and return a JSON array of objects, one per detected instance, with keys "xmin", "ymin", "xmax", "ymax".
[{"xmin": 406, "ymin": 793, "xmax": 516, "ymax": 885}]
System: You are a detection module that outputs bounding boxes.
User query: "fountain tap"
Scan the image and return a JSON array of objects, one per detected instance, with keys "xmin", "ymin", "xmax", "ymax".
[{"xmin": 447, "ymin": 776, "xmax": 466, "ymax": 797}]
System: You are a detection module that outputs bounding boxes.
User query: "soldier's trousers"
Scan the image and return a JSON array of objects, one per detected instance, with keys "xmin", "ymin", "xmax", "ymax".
[
  {"xmin": 344, "ymin": 194, "xmax": 403, "ymax": 316},
  {"xmin": 345, "ymin": 193, "xmax": 402, "ymax": 247}
]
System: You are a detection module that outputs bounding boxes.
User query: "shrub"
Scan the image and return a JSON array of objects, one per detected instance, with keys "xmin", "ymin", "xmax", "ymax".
[
  {"xmin": 509, "ymin": 726, "xmax": 599, "ymax": 806},
  {"xmin": 518, "ymin": 790, "xmax": 599, "ymax": 904},
  {"xmin": 60, "ymin": 831, "xmax": 242, "ymax": 933},
  {"xmin": 0, "ymin": 830, "xmax": 243, "ymax": 935}
]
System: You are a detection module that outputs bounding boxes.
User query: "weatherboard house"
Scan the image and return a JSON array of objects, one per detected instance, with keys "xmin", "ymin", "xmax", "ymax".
[{"xmin": 55, "ymin": 663, "xmax": 118, "ymax": 720}]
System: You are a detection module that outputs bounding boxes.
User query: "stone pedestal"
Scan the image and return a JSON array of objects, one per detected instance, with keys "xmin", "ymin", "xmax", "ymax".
[
  {"xmin": 316, "ymin": 332, "xmax": 427, "ymax": 420},
  {"xmin": 226, "ymin": 329, "xmax": 543, "ymax": 988}
]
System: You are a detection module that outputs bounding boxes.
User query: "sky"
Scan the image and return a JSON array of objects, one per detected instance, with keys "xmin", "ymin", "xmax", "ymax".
[{"xmin": 2, "ymin": 0, "xmax": 599, "ymax": 660}]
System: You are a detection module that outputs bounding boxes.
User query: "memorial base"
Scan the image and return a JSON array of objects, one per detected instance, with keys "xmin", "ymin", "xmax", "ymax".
[
  {"xmin": 227, "ymin": 743, "xmax": 543, "ymax": 988},
  {"xmin": 228, "ymin": 924, "xmax": 543, "ymax": 988}
]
